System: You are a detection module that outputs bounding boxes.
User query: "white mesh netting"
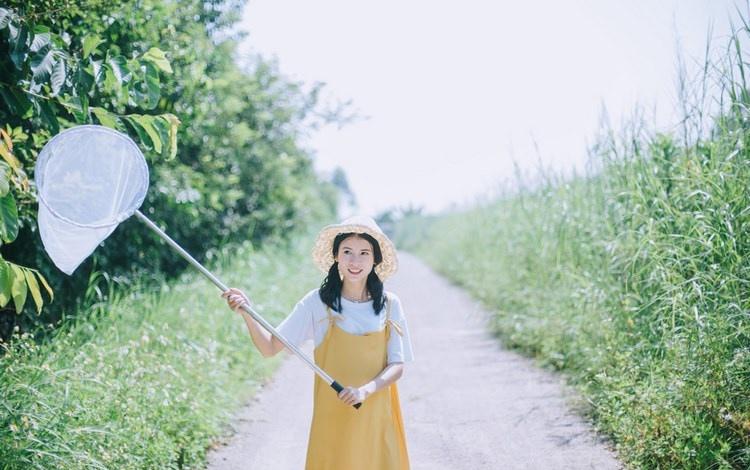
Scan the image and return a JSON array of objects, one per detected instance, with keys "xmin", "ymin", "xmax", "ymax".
[{"xmin": 35, "ymin": 125, "xmax": 149, "ymax": 274}]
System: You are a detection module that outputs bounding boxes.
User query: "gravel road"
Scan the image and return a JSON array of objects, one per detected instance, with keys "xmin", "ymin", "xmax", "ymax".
[{"xmin": 206, "ymin": 252, "xmax": 622, "ymax": 469}]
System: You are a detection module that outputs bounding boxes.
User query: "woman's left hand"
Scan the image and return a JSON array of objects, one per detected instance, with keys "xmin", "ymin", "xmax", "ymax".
[{"xmin": 338, "ymin": 386, "xmax": 369, "ymax": 406}]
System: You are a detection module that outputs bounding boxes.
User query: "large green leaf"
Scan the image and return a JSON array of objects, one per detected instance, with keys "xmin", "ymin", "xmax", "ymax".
[
  {"xmin": 103, "ymin": 57, "xmax": 126, "ymax": 95},
  {"xmin": 0, "ymin": 87, "xmax": 32, "ymax": 117},
  {"xmin": 165, "ymin": 115, "xmax": 180, "ymax": 160},
  {"xmin": 0, "ymin": 161, "xmax": 9, "ymax": 196},
  {"xmin": 31, "ymin": 43, "xmax": 55, "ymax": 83},
  {"xmin": 153, "ymin": 114, "xmax": 181, "ymax": 160},
  {"xmin": 23, "ymin": 268, "xmax": 43, "ymax": 313},
  {"xmin": 50, "ymin": 56, "xmax": 66, "ymax": 96},
  {"xmin": 62, "ymin": 95, "xmax": 88, "ymax": 123},
  {"xmin": 131, "ymin": 115, "xmax": 162, "ymax": 154},
  {"xmin": 0, "ymin": 259, "xmax": 10, "ymax": 307},
  {"xmin": 74, "ymin": 62, "xmax": 95, "ymax": 101},
  {"xmin": 0, "ymin": 8, "xmax": 12, "ymax": 30},
  {"xmin": 88, "ymin": 59, "xmax": 104, "ymax": 85},
  {"xmin": 91, "ymin": 107, "xmax": 117, "ymax": 129},
  {"xmin": 142, "ymin": 47, "xmax": 172, "ymax": 74},
  {"xmin": 38, "ymin": 99, "xmax": 60, "ymax": 134},
  {"xmin": 124, "ymin": 116, "xmax": 153, "ymax": 150},
  {"xmin": 9, "ymin": 24, "xmax": 28, "ymax": 69},
  {"xmin": 82, "ymin": 35, "xmax": 103, "ymax": 59},
  {"xmin": 29, "ymin": 29, "xmax": 51, "ymax": 52},
  {"xmin": 34, "ymin": 270, "xmax": 53, "ymax": 301},
  {"xmin": 10, "ymin": 264, "xmax": 26, "ymax": 312},
  {"xmin": 146, "ymin": 65, "xmax": 161, "ymax": 107},
  {"xmin": 0, "ymin": 139, "xmax": 21, "ymax": 170},
  {"xmin": 0, "ymin": 193, "xmax": 19, "ymax": 243},
  {"xmin": 107, "ymin": 55, "xmax": 131, "ymax": 83},
  {"xmin": 133, "ymin": 63, "xmax": 161, "ymax": 110}
]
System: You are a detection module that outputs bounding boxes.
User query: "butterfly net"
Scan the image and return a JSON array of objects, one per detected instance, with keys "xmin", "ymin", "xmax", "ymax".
[{"xmin": 35, "ymin": 125, "xmax": 149, "ymax": 274}]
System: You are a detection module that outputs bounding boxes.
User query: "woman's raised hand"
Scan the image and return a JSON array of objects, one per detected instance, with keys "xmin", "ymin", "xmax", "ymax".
[{"xmin": 222, "ymin": 287, "xmax": 251, "ymax": 313}]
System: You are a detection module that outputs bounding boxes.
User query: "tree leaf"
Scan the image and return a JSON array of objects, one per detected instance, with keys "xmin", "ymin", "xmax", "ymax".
[
  {"xmin": 0, "ymin": 161, "xmax": 9, "ymax": 196},
  {"xmin": 0, "ymin": 8, "xmax": 12, "ymax": 30},
  {"xmin": 63, "ymin": 94, "xmax": 88, "ymax": 123},
  {"xmin": 0, "ymin": 87, "xmax": 32, "ymax": 117},
  {"xmin": 10, "ymin": 24, "xmax": 28, "ymax": 69},
  {"xmin": 74, "ymin": 62, "xmax": 95, "ymax": 99},
  {"xmin": 91, "ymin": 107, "xmax": 117, "ymax": 129},
  {"xmin": 57, "ymin": 96, "xmax": 82, "ymax": 113},
  {"xmin": 31, "ymin": 43, "xmax": 55, "ymax": 83},
  {"xmin": 0, "ymin": 260, "xmax": 10, "ymax": 307},
  {"xmin": 82, "ymin": 35, "xmax": 103, "ymax": 59},
  {"xmin": 0, "ymin": 193, "xmax": 19, "ymax": 243},
  {"xmin": 124, "ymin": 116, "xmax": 153, "ymax": 150},
  {"xmin": 142, "ymin": 47, "xmax": 172, "ymax": 74},
  {"xmin": 30, "ymin": 31, "xmax": 51, "ymax": 53},
  {"xmin": 108, "ymin": 55, "xmax": 131, "ymax": 83},
  {"xmin": 134, "ymin": 62, "xmax": 161, "ymax": 110},
  {"xmin": 153, "ymin": 116, "xmax": 171, "ymax": 159},
  {"xmin": 0, "ymin": 128, "xmax": 11, "ymax": 151},
  {"xmin": 23, "ymin": 267, "xmax": 42, "ymax": 313},
  {"xmin": 10, "ymin": 264, "xmax": 26, "ymax": 313},
  {"xmin": 39, "ymin": 99, "xmax": 60, "ymax": 135},
  {"xmin": 159, "ymin": 114, "xmax": 180, "ymax": 160},
  {"xmin": 0, "ymin": 140, "xmax": 21, "ymax": 170},
  {"xmin": 34, "ymin": 270, "xmax": 53, "ymax": 301},
  {"xmin": 106, "ymin": 58, "xmax": 123, "ymax": 86},
  {"xmin": 89, "ymin": 58, "xmax": 104, "ymax": 85},
  {"xmin": 50, "ymin": 56, "xmax": 66, "ymax": 96},
  {"xmin": 103, "ymin": 65, "xmax": 118, "ymax": 93},
  {"xmin": 130, "ymin": 114, "xmax": 161, "ymax": 154}
]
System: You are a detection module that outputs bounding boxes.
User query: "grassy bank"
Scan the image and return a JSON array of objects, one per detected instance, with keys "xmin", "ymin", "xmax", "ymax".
[
  {"xmin": 397, "ymin": 131, "xmax": 750, "ymax": 468},
  {"xmin": 394, "ymin": 35, "xmax": 750, "ymax": 470},
  {"xmin": 0, "ymin": 234, "xmax": 320, "ymax": 469}
]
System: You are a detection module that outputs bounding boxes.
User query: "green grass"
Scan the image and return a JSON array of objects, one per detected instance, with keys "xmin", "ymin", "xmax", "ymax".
[
  {"xmin": 0, "ymin": 234, "xmax": 320, "ymax": 469},
  {"xmin": 393, "ymin": 21, "xmax": 750, "ymax": 470},
  {"xmin": 398, "ymin": 130, "xmax": 750, "ymax": 468}
]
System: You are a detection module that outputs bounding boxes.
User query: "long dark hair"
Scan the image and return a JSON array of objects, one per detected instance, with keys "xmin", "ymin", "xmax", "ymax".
[{"xmin": 319, "ymin": 232, "xmax": 386, "ymax": 314}]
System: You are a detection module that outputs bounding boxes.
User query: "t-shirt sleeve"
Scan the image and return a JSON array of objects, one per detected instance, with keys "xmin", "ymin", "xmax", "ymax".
[
  {"xmin": 386, "ymin": 293, "xmax": 415, "ymax": 364},
  {"xmin": 276, "ymin": 290, "xmax": 315, "ymax": 349}
]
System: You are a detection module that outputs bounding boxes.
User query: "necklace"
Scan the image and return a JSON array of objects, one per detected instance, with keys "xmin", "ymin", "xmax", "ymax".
[{"xmin": 342, "ymin": 292, "xmax": 371, "ymax": 303}]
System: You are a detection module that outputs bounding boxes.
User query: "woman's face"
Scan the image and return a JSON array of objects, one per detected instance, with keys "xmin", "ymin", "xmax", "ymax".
[{"xmin": 335, "ymin": 235, "xmax": 375, "ymax": 283}]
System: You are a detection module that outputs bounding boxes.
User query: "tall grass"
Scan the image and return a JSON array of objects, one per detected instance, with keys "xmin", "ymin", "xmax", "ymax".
[
  {"xmin": 395, "ymin": 15, "xmax": 750, "ymax": 470},
  {"xmin": 0, "ymin": 234, "xmax": 320, "ymax": 469}
]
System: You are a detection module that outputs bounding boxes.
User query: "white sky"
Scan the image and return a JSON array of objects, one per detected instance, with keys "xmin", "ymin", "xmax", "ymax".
[{"xmin": 237, "ymin": 0, "xmax": 740, "ymax": 216}]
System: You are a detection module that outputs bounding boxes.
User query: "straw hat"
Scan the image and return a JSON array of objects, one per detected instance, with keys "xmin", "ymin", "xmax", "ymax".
[{"xmin": 312, "ymin": 215, "xmax": 399, "ymax": 281}]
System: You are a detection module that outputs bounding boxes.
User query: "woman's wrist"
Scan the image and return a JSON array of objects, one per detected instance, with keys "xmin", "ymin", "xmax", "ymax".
[{"xmin": 362, "ymin": 381, "xmax": 376, "ymax": 396}]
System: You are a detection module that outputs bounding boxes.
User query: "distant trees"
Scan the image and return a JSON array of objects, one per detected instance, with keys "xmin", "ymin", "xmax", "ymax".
[{"xmin": 0, "ymin": 0, "xmax": 341, "ymax": 338}]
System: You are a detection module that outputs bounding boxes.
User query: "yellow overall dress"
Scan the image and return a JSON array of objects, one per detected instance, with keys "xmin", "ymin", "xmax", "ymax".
[{"xmin": 305, "ymin": 294, "xmax": 410, "ymax": 469}]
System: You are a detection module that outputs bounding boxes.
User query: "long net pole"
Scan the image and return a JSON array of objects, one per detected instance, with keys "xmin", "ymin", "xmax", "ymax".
[{"xmin": 133, "ymin": 210, "xmax": 361, "ymax": 408}]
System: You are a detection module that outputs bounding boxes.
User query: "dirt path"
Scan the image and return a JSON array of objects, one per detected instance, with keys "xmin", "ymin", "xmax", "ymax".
[{"xmin": 206, "ymin": 252, "xmax": 622, "ymax": 469}]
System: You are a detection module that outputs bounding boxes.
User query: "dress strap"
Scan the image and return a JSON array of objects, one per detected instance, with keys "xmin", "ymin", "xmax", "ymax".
[
  {"xmin": 323, "ymin": 305, "xmax": 337, "ymax": 328},
  {"xmin": 384, "ymin": 293, "xmax": 403, "ymax": 337}
]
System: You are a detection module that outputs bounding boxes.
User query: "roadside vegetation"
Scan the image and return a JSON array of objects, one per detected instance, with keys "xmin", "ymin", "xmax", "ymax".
[
  {"xmin": 394, "ymin": 14, "xmax": 750, "ymax": 470},
  {"xmin": 1, "ymin": 234, "xmax": 320, "ymax": 468}
]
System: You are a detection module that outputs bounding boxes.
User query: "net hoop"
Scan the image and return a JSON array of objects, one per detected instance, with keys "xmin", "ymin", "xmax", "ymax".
[{"xmin": 34, "ymin": 124, "xmax": 150, "ymax": 229}]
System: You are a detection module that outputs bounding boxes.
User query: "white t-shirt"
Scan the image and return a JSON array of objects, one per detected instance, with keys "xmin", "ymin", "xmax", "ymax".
[{"xmin": 276, "ymin": 288, "xmax": 414, "ymax": 365}]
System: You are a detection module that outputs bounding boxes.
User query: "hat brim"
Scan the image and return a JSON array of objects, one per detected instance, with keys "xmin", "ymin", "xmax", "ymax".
[{"xmin": 312, "ymin": 223, "xmax": 399, "ymax": 281}]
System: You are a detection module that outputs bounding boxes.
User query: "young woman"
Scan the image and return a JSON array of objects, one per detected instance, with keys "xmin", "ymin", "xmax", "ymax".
[{"xmin": 222, "ymin": 215, "xmax": 414, "ymax": 469}]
